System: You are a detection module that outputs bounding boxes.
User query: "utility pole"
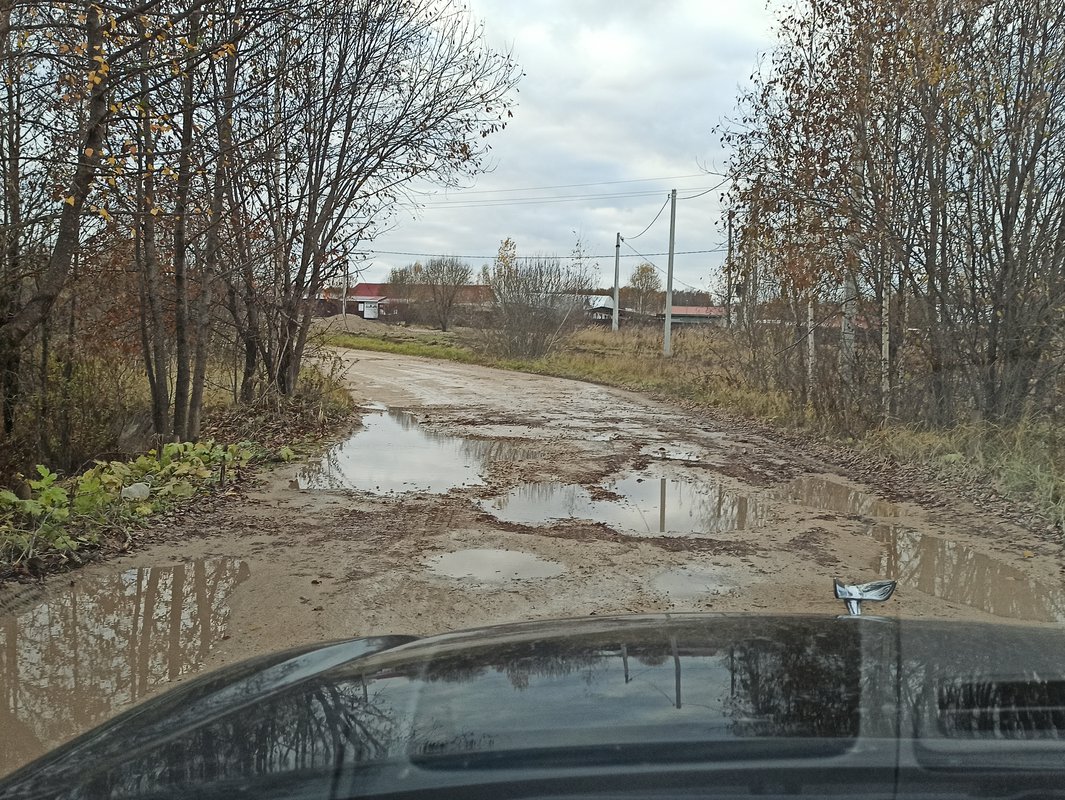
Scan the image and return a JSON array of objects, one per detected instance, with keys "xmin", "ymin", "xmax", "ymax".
[
  {"xmin": 612, "ymin": 232, "xmax": 621, "ymax": 331},
  {"xmin": 663, "ymin": 189, "xmax": 677, "ymax": 357}
]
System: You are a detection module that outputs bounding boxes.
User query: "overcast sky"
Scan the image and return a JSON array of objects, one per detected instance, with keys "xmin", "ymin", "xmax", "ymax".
[{"xmin": 358, "ymin": 1, "xmax": 780, "ymax": 293}]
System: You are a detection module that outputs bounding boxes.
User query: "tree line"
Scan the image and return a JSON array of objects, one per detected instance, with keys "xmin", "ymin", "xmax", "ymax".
[
  {"xmin": 382, "ymin": 253, "xmax": 707, "ymax": 334},
  {"xmin": 722, "ymin": 0, "xmax": 1065, "ymax": 428},
  {"xmin": 0, "ymin": 0, "xmax": 519, "ymax": 471}
]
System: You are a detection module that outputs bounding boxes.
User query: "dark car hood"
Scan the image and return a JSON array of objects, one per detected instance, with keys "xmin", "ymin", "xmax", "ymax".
[{"xmin": 3, "ymin": 613, "xmax": 1065, "ymax": 799}]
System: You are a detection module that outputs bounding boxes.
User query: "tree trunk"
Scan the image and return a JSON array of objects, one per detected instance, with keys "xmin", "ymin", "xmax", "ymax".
[{"xmin": 170, "ymin": 13, "xmax": 203, "ymax": 442}]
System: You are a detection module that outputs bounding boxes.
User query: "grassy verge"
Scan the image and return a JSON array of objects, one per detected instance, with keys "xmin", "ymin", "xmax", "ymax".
[
  {"xmin": 328, "ymin": 323, "xmax": 1065, "ymax": 529},
  {"xmin": 328, "ymin": 326, "xmax": 791, "ymax": 418},
  {"xmin": 325, "ymin": 333, "xmax": 485, "ymax": 364},
  {"xmin": 1, "ymin": 363, "xmax": 355, "ymax": 580},
  {"xmin": 863, "ymin": 420, "xmax": 1065, "ymax": 528}
]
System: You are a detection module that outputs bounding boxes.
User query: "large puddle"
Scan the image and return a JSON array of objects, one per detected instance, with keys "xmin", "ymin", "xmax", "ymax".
[
  {"xmin": 300, "ymin": 410, "xmax": 512, "ymax": 494},
  {"xmin": 0, "ymin": 558, "xmax": 248, "ymax": 778},
  {"xmin": 870, "ymin": 524, "xmax": 1065, "ymax": 623},
  {"xmin": 426, "ymin": 548, "xmax": 565, "ymax": 584},
  {"xmin": 479, "ymin": 474, "xmax": 764, "ymax": 536}
]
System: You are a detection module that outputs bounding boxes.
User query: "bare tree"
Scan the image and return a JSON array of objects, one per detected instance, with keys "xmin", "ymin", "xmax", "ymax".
[
  {"xmin": 481, "ymin": 239, "xmax": 590, "ymax": 358},
  {"xmin": 722, "ymin": 0, "xmax": 1065, "ymax": 429},
  {"xmin": 626, "ymin": 263, "xmax": 662, "ymax": 316},
  {"xmin": 422, "ymin": 257, "xmax": 471, "ymax": 332},
  {"xmin": 235, "ymin": 0, "xmax": 520, "ymax": 394}
]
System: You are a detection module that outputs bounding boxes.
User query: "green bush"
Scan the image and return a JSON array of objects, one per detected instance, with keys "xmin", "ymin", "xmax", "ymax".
[{"xmin": 1, "ymin": 441, "xmax": 253, "ymax": 567}]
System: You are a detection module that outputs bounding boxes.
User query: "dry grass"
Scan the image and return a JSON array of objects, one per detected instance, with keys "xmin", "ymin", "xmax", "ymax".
[{"xmin": 864, "ymin": 418, "xmax": 1065, "ymax": 527}]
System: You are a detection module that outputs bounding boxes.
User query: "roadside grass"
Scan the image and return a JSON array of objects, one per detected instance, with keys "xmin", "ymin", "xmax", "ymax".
[
  {"xmin": 329, "ymin": 321, "xmax": 1065, "ymax": 529},
  {"xmin": 863, "ymin": 419, "xmax": 1065, "ymax": 528},
  {"xmin": 326, "ymin": 324, "xmax": 791, "ymax": 418},
  {"xmin": 1, "ymin": 363, "xmax": 355, "ymax": 579},
  {"xmin": 324, "ymin": 332, "xmax": 484, "ymax": 364}
]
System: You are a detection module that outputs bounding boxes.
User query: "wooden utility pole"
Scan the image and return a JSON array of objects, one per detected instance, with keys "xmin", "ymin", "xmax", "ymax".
[
  {"xmin": 612, "ymin": 232, "xmax": 621, "ymax": 331},
  {"xmin": 663, "ymin": 189, "xmax": 676, "ymax": 356}
]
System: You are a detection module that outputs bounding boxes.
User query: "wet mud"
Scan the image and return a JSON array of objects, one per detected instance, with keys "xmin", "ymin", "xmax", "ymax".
[{"xmin": 2, "ymin": 350, "xmax": 1063, "ymax": 777}]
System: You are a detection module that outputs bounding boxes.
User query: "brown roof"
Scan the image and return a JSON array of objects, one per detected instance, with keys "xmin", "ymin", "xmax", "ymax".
[{"xmin": 351, "ymin": 282, "xmax": 389, "ymax": 298}]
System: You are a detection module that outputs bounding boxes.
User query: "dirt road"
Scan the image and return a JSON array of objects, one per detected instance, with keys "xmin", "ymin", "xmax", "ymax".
[{"xmin": 2, "ymin": 350, "xmax": 1063, "ymax": 775}]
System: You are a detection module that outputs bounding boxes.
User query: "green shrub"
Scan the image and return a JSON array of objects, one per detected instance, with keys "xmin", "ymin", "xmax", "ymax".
[{"xmin": 1, "ymin": 441, "xmax": 253, "ymax": 568}]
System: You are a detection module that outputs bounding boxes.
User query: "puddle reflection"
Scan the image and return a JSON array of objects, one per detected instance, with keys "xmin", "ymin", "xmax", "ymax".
[
  {"xmin": 426, "ymin": 549, "xmax": 565, "ymax": 584},
  {"xmin": 480, "ymin": 474, "xmax": 764, "ymax": 536},
  {"xmin": 299, "ymin": 411, "xmax": 537, "ymax": 494},
  {"xmin": 871, "ymin": 525, "xmax": 1065, "ymax": 623},
  {"xmin": 0, "ymin": 558, "xmax": 248, "ymax": 777},
  {"xmin": 781, "ymin": 476, "xmax": 900, "ymax": 517},
  {"xmin": 652, "ymin": 567, "xmax": 738, "ymax": 600}
]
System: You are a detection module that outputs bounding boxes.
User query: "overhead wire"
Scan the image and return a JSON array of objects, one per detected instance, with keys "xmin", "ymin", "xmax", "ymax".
[
  {"xmin": 623, "ymin": 194, "xmax": 671, "ymax": 241},
  {"xmin": 426, "ymin": 172, "xmax": 709, "ymax": 196},
  {"xmin": 368, "ymin": 247, "xmax": 726, "ymax": 260},
  {"xmin": 370, "ymin": 174, "xmax": 727, "ymax": 266},
  {"xmin": 620, "ymin": 239, "xmax": 709, "ymax": 292},
  {"xmin": 416, "ymin": 187, "xmax": 717, "ymax": 210}
]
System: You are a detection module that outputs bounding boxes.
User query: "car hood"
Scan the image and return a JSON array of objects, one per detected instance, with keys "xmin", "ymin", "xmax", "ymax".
[{"xmin": 2, "ymin": 613, "xmax": 1065, "ymax": 799}]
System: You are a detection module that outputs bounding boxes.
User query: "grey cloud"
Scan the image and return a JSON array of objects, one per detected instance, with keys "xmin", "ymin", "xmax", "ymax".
[{"xmin": 360, "ymin": 0, "xmax": 778, "ymax": 291}]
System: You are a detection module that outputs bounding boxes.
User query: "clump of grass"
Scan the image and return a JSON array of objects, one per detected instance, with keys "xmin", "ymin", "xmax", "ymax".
[
  {"xmin": 864, "ymin": 418, "xmax": 1065, "ymax": 527},
  {"xmin": 324, "ymin": 333, "xmax": 485, "ymax": 364}
]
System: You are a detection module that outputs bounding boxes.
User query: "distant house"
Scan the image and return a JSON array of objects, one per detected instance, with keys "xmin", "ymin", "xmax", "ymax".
[
  {"xmin": 318, "ymin": 282, "xmax": 495, "ymax": 324},
  {"xmin": 580, "ymin": 294, "xmax": 616, "ymax": 324},
  {"xmin": 347, "ymin": 283, "xmax": 389, "ymax": 320},
  {"xmin": 452, "ymin": 285, "xmax": 494, "ymax": 306},
  {"xmin": 317, "ymin": 283, "xmax": 391, "ymax": 319},
  {"xmin": 661, "ymin": 306, "xmax": 726, "ymax": 325}
]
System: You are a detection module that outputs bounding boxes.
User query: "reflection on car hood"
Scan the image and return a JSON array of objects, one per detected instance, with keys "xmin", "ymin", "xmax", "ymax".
[{"xmin": 2, "ymin": 613, "xmax": 1065, "ymax": 799}]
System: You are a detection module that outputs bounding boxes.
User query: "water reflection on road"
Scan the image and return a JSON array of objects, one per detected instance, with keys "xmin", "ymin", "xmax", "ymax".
[
  {"xmin": 870, "ymin": 524, "xmax": 1065, "ymax": 623},
  {"xmin": 0, "ymin": 558, "xmax": 248, "ymax": 777},
  {"xmin": 479, "ymin": 474, "xmax": 764, "ymax": 536},
  {"xmin": 780, "ymin": 476, "xmax": 900, "ymax": 517},
  {"xmin": 298, "ymin": 410, "xmax": 537, "ymax": 494}
]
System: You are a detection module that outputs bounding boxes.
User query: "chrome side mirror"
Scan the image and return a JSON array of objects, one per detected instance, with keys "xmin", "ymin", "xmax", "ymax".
[{"xmin": 834, "ymin": 578, "xmax": 897, "ymax": 616}]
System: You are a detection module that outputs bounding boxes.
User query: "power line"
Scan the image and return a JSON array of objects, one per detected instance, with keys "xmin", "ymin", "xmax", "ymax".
[
  {"xmin": 677, "ymin": 176, "xmax": 731, "ymax": 201},
  {"xmin": 416, "ymin": 187, "xmax": 718, "ymax": 210},
  {"xmin": 621, "ymin": 240, "xmax": 708, "ymax": 291},
  {"xmin": 623, "ymin": 195, "xmax": 671, "ymax": 241},
  {"xmin": 423, "ymin": 172, "xmax": 710, "ymax": 196},
  {"xmin": 368, "ymin": 247, "xmax": 726, "ymax": 260}
]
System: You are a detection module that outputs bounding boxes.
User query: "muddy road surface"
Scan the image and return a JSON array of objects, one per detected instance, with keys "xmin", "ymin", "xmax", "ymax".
[{"xmin": 3, "ymin": 350, "xmax": 1064, "ymax": 776}]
